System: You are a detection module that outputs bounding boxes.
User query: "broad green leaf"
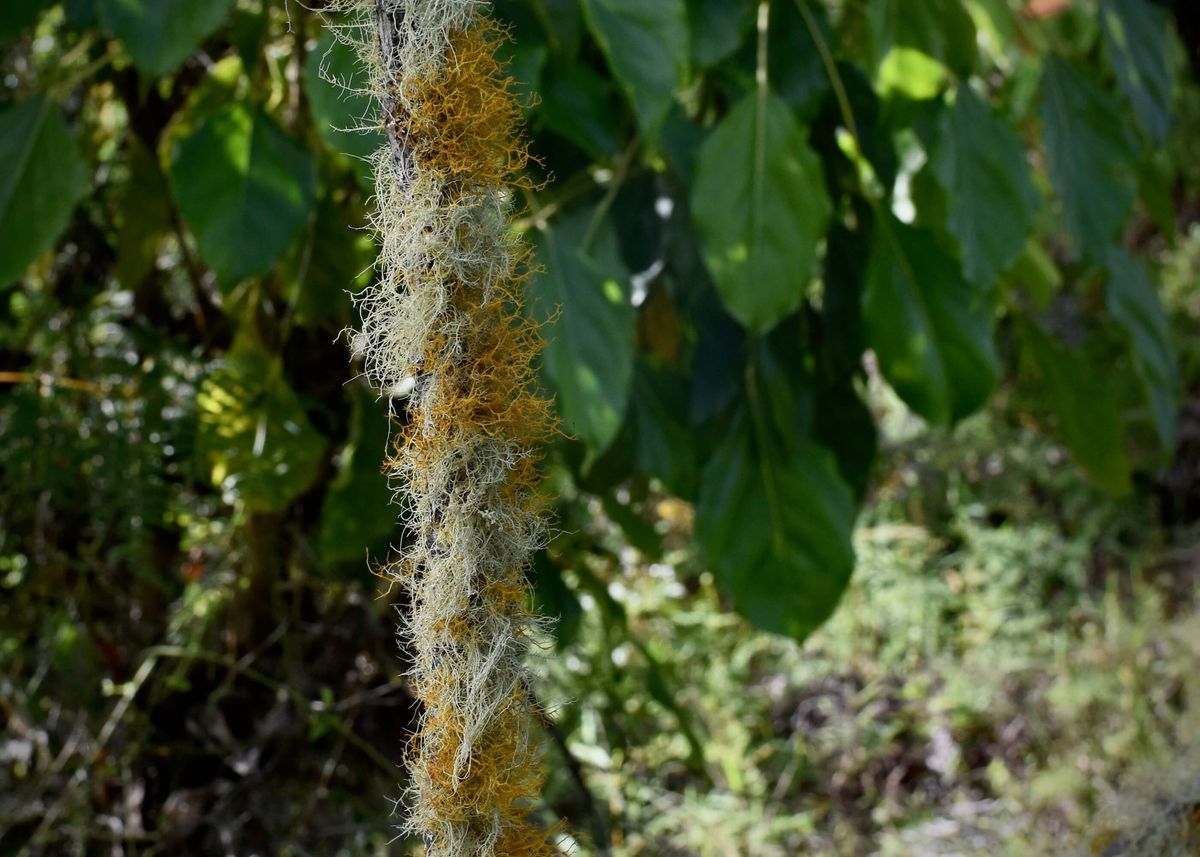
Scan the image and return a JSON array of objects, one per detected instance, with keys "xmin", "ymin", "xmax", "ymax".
[
  {"xmin": 687, "ymin": 0, "xmax": 754, "ymax": 67},
  {"xmin": 317, "ymin": 391, "xmax": 396, "ymax": 566},
  {"xmin": 868, "ymin": 0, "xmax": 976, "ymax": 98},
  {"xmin": 1105, "ymin": 247, "xmax": 1179, "ymax": 451},
  {"xmin": 170, "ymin": 103, "xmax": 316, "ymax": 289},
  {"xmin": 305, "ymin": 29, "xmax": 385, "ymax": 169},
  {"xmin": 99, "ymin": 0, "xmax": 236, "ymax": 77},
  {"xmin": 532, "ymin": 209, "xmax": 636, "ymax": 459},
  {"xmin": 0, "ymin": 96, "xmax": 89, "ymax": 286},
  {"xmin": 932, "ymin": 86, "xmax": 1039, "ymax": 288},
  {"xmin": 692, "ymin": 89, "xmax": 831, "ymax": 334},
  {"xmin": 863, "ymin": 216, "xmax": 998, "ymax": 425},
  {"xmin": 1039, "ymin": 58, "xmax": 1138, "ymax": 261},
  {"xmin": 696, "ymin": 411, "xmax": 856, "ymax": 642},
  {"xmin": 581, "ymin": 0, "xmax": 688, "ymax": 135},
  {"xmin": 0, "ymin": 0, "xmax": 53, "ymax": 38},
  {"xmin": 530, "ymin": 552, "xmax": 583, "ymax": 649},
  {"xmin": 624, "ymin": 362, "xmax": 698, "ymax": 499},
  {"xmin": 287, "ymin": 193, "xmax": 375, "ymax": 329},
  {"xmin": 769, "ymin": 0, "xmax": 831, "ymax": 116},
  {"xmin": 1100, "ymin": 0, "xmax": 1174, "ymax": 143},
  {"xmin": 540, "ymin": 64, "xmax": 623, "ymax": 157},
  {"xmin": 196, "ymin": 340, "xmax": 328, "ymax": 512},
  {"xmin": 1021, "ymin": 320, "xmax": 1131, "ymax": 496}
]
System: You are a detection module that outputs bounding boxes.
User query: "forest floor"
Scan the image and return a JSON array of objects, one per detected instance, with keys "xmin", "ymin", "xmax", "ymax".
[{"xmin": 541, "ymin": 396, "xmax": 1200, "ymax": 857}]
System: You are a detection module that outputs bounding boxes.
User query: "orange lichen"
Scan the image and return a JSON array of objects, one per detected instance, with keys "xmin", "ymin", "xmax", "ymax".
[{"xmin": 327, "ymin": 3, "xmax": 561, "ymax": 854}]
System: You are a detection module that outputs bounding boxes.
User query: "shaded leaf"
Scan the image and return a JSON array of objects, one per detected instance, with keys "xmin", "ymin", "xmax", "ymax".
[
  {"xmin": 687, "ymin": 0, "xmax": 754, "ymax": 68},
  {"xmin": 863, "ymin": 216, "xmax": 998, "ymax": 425},
  {"xmin": 530, "ymin": 551, "xmax": 583, "ymax": 648},
  {"xmin": 98, "ymin": 0, "xmax": 236, "ymax": 77},
  {"xmin": 540, "ymin": 63, "xmax": 623, "ymax": 157},
  {"xmin": 170, "ymin": 103, "xmax": 316, "ymax": 289},
  {"xmin": 1105, "ymin": 246, "xmax": 1179, "ymax": 451},
  {"xmin": 932, "ymin": 85, "xmax": 1039, "ymax": 288},
  {"xmin": 1039, "ymin": 57, "xmax": 1138, "ymax": 261},
  {"xmin": 624, "ymin": 362, "xmax": 698, "ymax": 499},
  {"xmin": 0, "ymin": 0, "xmax": 53, "ymax": 38},
  {"xmin": 1021, "ymin": 320, "xmax": 1131, "ymax": 496},
  {"xmin": 305, "ymin": 28, "xmax": 385, "ymax": 171},
  {"xmin": 317, "ymin": 390, "xmax": 396, "ymax": 566},
  {"xmin": 1100, "ymin": 0, "xmax": 1174, "ymax": 142},
  {"xmin": 0, "ymin": 96, "xmax": 89, "ymax": 285},
  {"xmin": 692, "ymin": 89, "xmax": 831, "ymax": 334},
  {"xmin": 581, "ymin": 0, "xmax": 688, "ymax": 134},
  {"xmin": 532, "ymin": 208, "xmax": 636, "ymax": 459},
  {"xmin": 696, "ymin": 410, "xmax": 856, "ymax": 642}
]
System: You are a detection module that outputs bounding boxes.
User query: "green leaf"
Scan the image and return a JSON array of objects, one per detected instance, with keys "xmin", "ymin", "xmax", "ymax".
[
  {"xmin": 530, "ymin": 552, "xmax": 582, "ymax": 649},
  {"xmin": 99, "ymin": 0, "xmax": 236, "ymax": 77},
  {"xmin": 581, "ymin": 0, "xmax": 688, "ymax": 135},
  {"xmin": 1021, "ymin": 320, "xmax": 1131, "ymax": 496},
  {"xmin": 863, "ymin": 216, "xmax": 998, "ymax": 425},
  {"xmin": 305, "ymin": 29, "xmax": 385, "ymax": 170},
  {"xmin": 114, "ymin": 139, "xmax": 171, "ymax": 289},
  {"xmin": 196, "ymin": 339, "xmax": 328, "ymax": 512},
  {"xmin": 932, "ymin": 85, "xmax": 1039, "ymax": 288},
  {"xmin": 624, "ymin": 362, "xmax": 698, "ymax": 499},
  {"xmin": 317, "ymin": 391, "xmax": 396, "ymax": 566},
  {"xmin": 532, "ymin": 208, "xmax": 636, "ymax": 459},
  {"xmin": 691, "ymin": 89, "xmax": 831, "ymax": 334},
  {"xmin": 1039, "ymin": 57, "xmax": 1138, "ymax": 262},
  {"xmin": 287, "ymin": 193, "xmax": 374, "ymax": 329},
  {"xmin": 1100, "ymin": 0, "xmax": 1174, "ymax": 143},
  {"xmin": 687, "ymin": 0, "xmax": 754, "ymax": 67},
  {"xmin": 768, "ymin": 0, "xmax": 831, "ymax": 116},
  {"xmin": 696, "ymin": 410, "xmax": 856, "ymax": 642},
  {"xmin": 1104, "ymin": 247, "xmax": 1179, "ymax": 451},
  {"xmin": 0, "ymin": 0, "xmax": 53, "ymax": 38},
  {"xmin": 170, "ymin": 103, "xmax": 316, "ymax": 289},
  {"xmin": 0, "ymin": 96, "xmax": 89, "ymax": 286},
  {"xmin": 868, "ymin": 0, "xmax": 976, "ymax": 99},
  {"xmin": 540, "ymin": 64, "xmax": 623, "ymax": 157}
]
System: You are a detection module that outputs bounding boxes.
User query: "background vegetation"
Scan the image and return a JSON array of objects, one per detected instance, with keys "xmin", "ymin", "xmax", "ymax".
[{"xmin": 1, "ymin": 0, "xmax": 1198, "ymax": 854}]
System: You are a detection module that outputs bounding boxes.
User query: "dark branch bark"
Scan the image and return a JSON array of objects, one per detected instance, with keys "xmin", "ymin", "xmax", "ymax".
[{"xmin": 374, "ymin": 0, "xmax": 415, "ymax": 191}]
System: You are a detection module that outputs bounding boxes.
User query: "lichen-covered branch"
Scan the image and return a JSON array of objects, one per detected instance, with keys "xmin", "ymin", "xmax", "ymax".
[{"xmin": 321, "ymin": 1, "xmax": 558, "ymax": 854}]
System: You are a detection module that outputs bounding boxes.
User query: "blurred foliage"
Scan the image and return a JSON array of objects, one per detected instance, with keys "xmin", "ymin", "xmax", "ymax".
[{"xmin": 0, "ymin": 0, "xmax": 1198, "ymax": 853}]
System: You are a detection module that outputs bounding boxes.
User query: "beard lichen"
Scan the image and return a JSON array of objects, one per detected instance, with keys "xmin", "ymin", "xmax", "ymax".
[{"xmin": 320, "ymin": 2, "xmax": 558, "ymax": 854}]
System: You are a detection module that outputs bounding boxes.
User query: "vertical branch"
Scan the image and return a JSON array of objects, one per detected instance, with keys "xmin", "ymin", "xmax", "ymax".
[{"xmin": 374, "ymin": 0, "xmax": 413, "ymax": 191}]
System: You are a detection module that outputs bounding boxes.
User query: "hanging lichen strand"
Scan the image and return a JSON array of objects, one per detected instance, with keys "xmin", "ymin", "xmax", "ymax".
[{"xmin": 324, "ymin": 2, "xmax": 556, "ymax": 854}]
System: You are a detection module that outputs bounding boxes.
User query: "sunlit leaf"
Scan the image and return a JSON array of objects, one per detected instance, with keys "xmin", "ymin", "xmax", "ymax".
[
  {"xmin": 532, "ymin": 208, "xmax": 636, "ymax": 460},
  {"xmin": 692, "ymin": 88, "xmax": 831, "ymax": 334},
  {"xmin": 196, "ymin": 337, "xmax": 328, "ymax": 512},
  {"xmin": 170, "ymin": 102, "xmax": 316, "ymax": 289}
]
